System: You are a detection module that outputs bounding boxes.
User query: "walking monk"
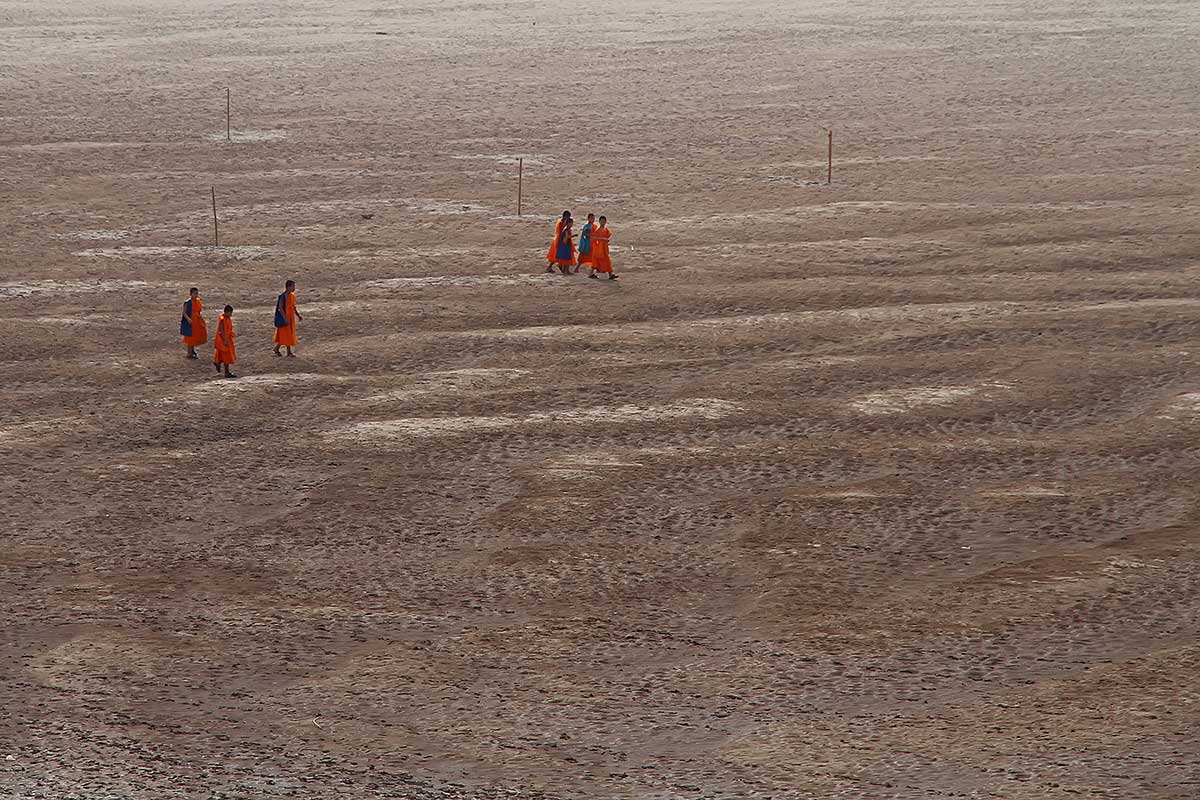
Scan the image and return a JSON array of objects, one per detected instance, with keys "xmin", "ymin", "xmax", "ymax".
[
  {"xmin": 180, "ymin": 287, "xmax": 208, "ymax": 359},
  {"xmin": 213, "ymin": 305, "xmax": 238, "ymax": 379},
  {"xmin": 588, "ymin": 216, "xmax": 617, "ymax": 280},
  {"xmin": 546, "ymin": 211, "xmax": 574, "ymax": 274},
  {"xmin": 272, "ymin": 279, "xmax": 303, "ymax": 357},
  {"xmin": 575, "ymin": 213, "xmax": 595, "ymax": 274}
]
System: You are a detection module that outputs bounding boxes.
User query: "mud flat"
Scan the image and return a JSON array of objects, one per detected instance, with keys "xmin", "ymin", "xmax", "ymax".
[{"xmin": 2, "ymin": 0, "xmax": 1199, "ymax": 798}]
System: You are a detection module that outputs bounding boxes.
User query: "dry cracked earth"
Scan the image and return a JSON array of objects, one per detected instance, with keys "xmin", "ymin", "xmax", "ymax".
[{"xmin": 2, "ymin": 0, "xmax": 1200, "ymax": 798}]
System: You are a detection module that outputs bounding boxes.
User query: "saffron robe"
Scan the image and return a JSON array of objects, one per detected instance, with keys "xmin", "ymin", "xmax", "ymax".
[
  {"xmin": 548, "ymin": 220, "xmax": 575, "ymax": 266},
  {"xmin": 273, "ymin": 292, "xmax": 298, "ymax": 347},
  {"xmin": 182, "ymin": 297, "xmax": 208, "ymax": 346},
  {"xmin": 213, "ymin": 313, "xmax": 237, "ymax": 365},
  {"xmin": 591, "ymin": 226, "xmax": 612, "ymax": 273},
  {"xmin": 577, "ymin": 222, "xmax": 594, "ymax": 265},
  {"xmin": 546, "ymin": 219, "xmax": 563, "ymax": 262}
]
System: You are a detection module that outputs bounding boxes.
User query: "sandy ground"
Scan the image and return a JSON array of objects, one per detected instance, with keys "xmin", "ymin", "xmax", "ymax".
[{"xmin": 3, "ymin": 0, "xmax": 1200, "ymax": 797}]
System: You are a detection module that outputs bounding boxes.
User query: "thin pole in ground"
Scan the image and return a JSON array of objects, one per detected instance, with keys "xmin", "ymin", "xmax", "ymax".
[
  {"xmin": 827, "ymin": 129, "xmax": 833, "ymax": 185},
  {"xmin": 517, "ymin": 158, "xmax": 523, "ymax": 217},
  {"xmin": 211, "ymin": 187, "xmax": 220, "ymax": 247},
  {"xmin": 226, "ymin": 88, "xmax": 231, "ymax": 141}
]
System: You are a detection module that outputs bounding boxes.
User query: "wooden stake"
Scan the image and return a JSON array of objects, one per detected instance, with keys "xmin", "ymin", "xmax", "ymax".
[
  {"xmin": 226, "ymin": 88, "xmax": 231, "ymax": 141},
  {"xmin": 517, "ymin": 158, "xmax": 523, "ymax": 217},
  {"xmin": 211, "ymin": 187, "xmax": 219, "ymax": 247},
  {"xmin": 827, "ymin": 129, "xmax": 833, "ymax": 185}
]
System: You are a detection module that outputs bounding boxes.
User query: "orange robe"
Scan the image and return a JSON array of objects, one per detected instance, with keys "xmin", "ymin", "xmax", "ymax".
[
  {"xmin": 213, "ymin": 313, "xmax": 237, "ymax": 365},
  {"xmin": 592, "ymin": 227, "xmax": 612, "ymax": 273},
  {"xmin": 182, "ymin": 297, "xmax": 208, "ymax": 346},
  {"xmin": 546, "ymin": 220, "xmax": 563, "ymax": 263},
  {"xmin": 273, "ymin": 293, "xmax": 298, "ymax": 347},
  {"xmin": 547, "ymin": 220, "xmax": 574, "ymax": 266},
  {"xmin": 577, "ymin": 222, "xmax": 594, "ymax": 266}
]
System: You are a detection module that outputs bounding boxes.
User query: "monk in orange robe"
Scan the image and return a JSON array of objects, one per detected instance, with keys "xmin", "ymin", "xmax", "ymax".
[
  {"xmin": 575, "ymin": 213, "xmax": 596, "ymax": 274},
  {"xmin": 546, "ymin": 210, "xmax": 574, "ymax": 274},
  {"xmin": 588, "ymin": 216, "xmax": 617, "ymax": 280},
  {"xmin": 213, "ymin": 305, "xmax": 238, "ymax": 378},
  {"xmin": 180, "ymin": 287, "xmax": 208, "ymax": 359},
  {"xmin": 272, "ymin": 279, "xmax": 303, "ymax": 357}
]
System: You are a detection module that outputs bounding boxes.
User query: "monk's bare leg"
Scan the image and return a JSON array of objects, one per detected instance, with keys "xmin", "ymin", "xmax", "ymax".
[
  {"xmin": 214, "ymin": 360, "xmax": 222, "ymax": 373},
  {"xmin": 224, "ymin": 364, "xmax": 237, "ymax": 378},
  {"xmin": 187, "ymin": 346, "xmax": 196, "ymax": 359},
  {"xmin": 273, "ymin": 345, "xmax": 282, "ymax": 356},
  {"xmin": 286, "ymin": 347, "xmax": 295, "ymax": 358}
]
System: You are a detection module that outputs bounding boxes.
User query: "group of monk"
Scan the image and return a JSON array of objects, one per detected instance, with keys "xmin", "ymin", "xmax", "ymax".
[
  {"xmin": 177, "ymin": 217, "xmax": 616, "ymax": 377},
  {"xmin": 179, "ymin": 280, "xmax": 302, "ymax": 379},
  {"xmin": 547, "ymin": 211, "xmax": 616, "ymax": 279}
]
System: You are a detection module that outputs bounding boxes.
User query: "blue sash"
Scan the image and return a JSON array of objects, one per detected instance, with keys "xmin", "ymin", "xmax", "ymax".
[
  {"xmin": 554, "ymin": 227, "xmax": 573, "ymax": 261},
  {"xmin": 180, "ymin": 299, "xmax": 193, "ymax": 337},
  {"xmin": 273, "ymin": 292, "xmax": 288, "ymax": 328},
  {"xmin": 578, "ymin": 223, "xmax": 593, "ymax": 254}
]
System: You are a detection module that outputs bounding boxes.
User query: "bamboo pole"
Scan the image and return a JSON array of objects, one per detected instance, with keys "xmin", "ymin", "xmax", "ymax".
[
  {"xmin": 211, "ymin": 187, "xmax": 219, "ymax": 247},
  {"xmin": 517, "ymin": 158, "xmax": 523, "ymax": 217}
]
